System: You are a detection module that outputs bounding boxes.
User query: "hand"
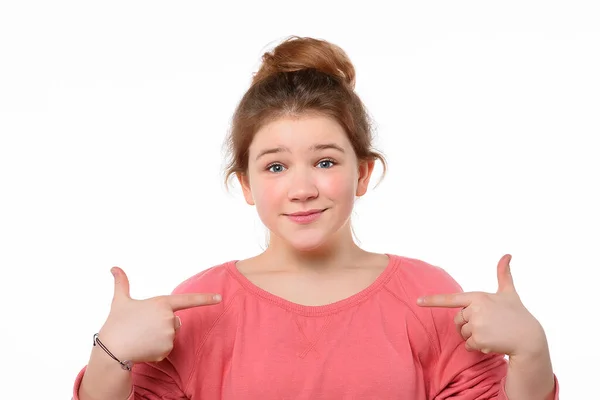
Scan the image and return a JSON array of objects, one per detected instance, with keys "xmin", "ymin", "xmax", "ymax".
[
  {"xmin": 97, "ymin": 267, "xmax": 222, "ymax": 364},
  {"xmin": 417, "ymin": 254, "xmax": 546, "ymax": 357}
]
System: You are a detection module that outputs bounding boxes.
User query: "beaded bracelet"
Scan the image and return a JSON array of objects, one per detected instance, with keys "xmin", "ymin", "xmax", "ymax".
[{"xmin": 93, "ymin": 333, "xmax": 133, "ymax": 371}]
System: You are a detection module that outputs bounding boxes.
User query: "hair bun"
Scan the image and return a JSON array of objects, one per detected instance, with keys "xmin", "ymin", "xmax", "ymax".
[{"xmin": 252, "ymin": 36, "xmax": 356, "ymax": 89}]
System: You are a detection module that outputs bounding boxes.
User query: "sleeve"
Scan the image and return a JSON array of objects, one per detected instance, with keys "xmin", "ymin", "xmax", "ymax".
[
  {"xmin": 416, "ymin": 264, "xmax": 560, "ymax": 399},
  {"xmin": 71, "ymin": 265, "xmax": 230, "ymax": 400},
  {"xmin": 431, "ymin": 322, "xmax": 560, "ymax": 399},
  {"xmin": 426, "ymin": 279, "xmax": 509, "ymax": 399},
  {"xmin": 71, "ymin": 269, "xmax": 221, "ymax": 400},
  {"xmin": 72, "ymin": 360, "xmax": 188, "ymax": 400}
]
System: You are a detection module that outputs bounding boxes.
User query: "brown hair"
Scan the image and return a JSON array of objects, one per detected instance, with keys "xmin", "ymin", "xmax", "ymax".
[{"xmin": 223, "ymin": 35, "xmax": 387, "ymax": 188}]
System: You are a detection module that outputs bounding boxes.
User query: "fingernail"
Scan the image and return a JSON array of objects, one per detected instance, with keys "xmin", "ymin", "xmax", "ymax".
[
  {"xmin": 417, "ymin": 297, "xmax": 424, "ymax": 305},
  {"xmin": 213, "ymin": 294, "xmax": 222, "ymax": 302},
  {"xmin": 110, "ymin": 268, "xmax": 116, "ymax": 276}
]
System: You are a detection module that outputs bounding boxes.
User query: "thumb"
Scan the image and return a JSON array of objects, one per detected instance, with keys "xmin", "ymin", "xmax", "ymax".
[
  {"xmin": 111, "ymin": 266, "xmax": 131, "ymax": 301},
  {"xmin": 496, "ymin": 254, "xmax": 516, "ymax": 293}
]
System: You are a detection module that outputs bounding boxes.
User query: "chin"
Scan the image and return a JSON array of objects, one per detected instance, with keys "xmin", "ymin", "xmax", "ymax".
[
  {"xmin": 266, "ymin": 216, "xmax": 349, "ymax": 252},
  {"xmin": 291, "ymin": 241, "xmax": 326, "ymax": 253},
  {"xmin": 283, "ymin": 231, "xmax": 333, "ymax": 253}
]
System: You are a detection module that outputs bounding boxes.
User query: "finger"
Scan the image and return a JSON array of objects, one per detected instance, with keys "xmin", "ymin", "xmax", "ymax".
[
  {"xmin": 111, "ymin": 267, "xmax": 131, "ymax": 302},
  {"xmin": 465, "ymin": 336, "xmax": 492, "ymax": 354},
  {"xmin": 455, "ymin": 321, "xmax": 462, "ymax": 335},
  {"xmin": 417, "ymin": 292, "xmax": 473, "ymax": 308},
  {"xmin": 496, "ymin": 254, "xmax": 516, "ymax": 293},
  {"xmin": 460, "ymin": 322, "xmax": 472, "ymax": 341},
  {"xmin": 166, "ymin": 293, "xmax": 222, "ymax": 312},
  {"xmin": 174, "ymin": 315, "xmax": 182, "ymax": 331},
  {"xmin": 465, "ymin": 336, "xmax": 478, "ymax": 352},
  {"xmin": 453, "ymin": 307, "xmax": 470, "ymax": 325}
]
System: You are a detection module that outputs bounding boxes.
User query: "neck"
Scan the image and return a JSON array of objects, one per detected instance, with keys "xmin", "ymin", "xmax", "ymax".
[{"xmin": 261, "ymin": 224, "xmax": 364, "ymax": 273}]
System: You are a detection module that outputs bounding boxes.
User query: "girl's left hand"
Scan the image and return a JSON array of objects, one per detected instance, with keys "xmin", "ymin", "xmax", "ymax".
[{"xmin": 417, "ymin": 254, "xmax": 546, "ymax": 357}]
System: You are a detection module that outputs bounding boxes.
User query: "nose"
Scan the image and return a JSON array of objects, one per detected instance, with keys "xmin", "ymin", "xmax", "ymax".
[{"xmin": 287, "ymin": 168, "xmax": 318, "ymax": 202}]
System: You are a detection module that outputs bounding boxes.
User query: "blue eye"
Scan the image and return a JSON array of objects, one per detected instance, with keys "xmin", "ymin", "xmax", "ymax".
[
  {"xmin": 267, "ymin": 163, "xmax": 286, "ymax": 173},
  {"xmin": 317, "ymin": 159, "xmax": 335, "ymax": 168}
]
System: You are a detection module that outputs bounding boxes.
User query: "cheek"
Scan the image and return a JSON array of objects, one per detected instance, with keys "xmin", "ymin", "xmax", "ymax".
[
  {"xmin": 251, "ymin": 178, "xmax": 285, "ymax": 211},
  {"xmin": 318, "ymin": 170, "xmax": 357, "ymax": 199}
]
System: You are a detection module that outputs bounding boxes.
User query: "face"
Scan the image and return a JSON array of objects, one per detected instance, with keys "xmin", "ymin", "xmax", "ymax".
[{"xmin": 238, "ymin": 114, "xmax": 374, "ymax": 252}]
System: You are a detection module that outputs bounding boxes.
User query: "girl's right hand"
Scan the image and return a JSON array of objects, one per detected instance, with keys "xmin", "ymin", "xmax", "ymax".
[{"xmin": 96, "ymin": 266, "xmax": 222, "ymax": 365}]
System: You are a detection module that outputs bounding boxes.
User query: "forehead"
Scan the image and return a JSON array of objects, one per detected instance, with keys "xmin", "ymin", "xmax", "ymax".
[{"xmin": 249, "ymin": 115, "xmax": 350, "ymax": 154}]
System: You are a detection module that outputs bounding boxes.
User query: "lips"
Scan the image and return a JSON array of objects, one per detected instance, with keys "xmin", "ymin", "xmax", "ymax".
[
  {"xmin": 284, "ymin": 209, "xmax": 326, "ymax": 224},
  {"xmin": 285, "ymin": 209, "xmax": 325, "ymax": 217}
]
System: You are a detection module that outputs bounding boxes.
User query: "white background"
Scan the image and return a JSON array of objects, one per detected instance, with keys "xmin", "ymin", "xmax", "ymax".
[{"xmin": 1, "ymin": 1, "xmax": 598, "ymax": 398}]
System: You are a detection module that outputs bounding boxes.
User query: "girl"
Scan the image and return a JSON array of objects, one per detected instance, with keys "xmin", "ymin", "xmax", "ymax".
[{"xmin": 73, "ymin": 36, "xmax": 558, "ymax": 399}]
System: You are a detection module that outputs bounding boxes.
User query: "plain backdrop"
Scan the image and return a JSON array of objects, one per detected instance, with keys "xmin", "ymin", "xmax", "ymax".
[{"xmin": 1, "ymin": 1, "xmax": 598, "ymax": 398}]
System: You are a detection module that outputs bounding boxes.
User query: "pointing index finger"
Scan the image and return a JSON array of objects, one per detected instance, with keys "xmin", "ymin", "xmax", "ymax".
[
  {"xmin": 417, "ymin": 292, "xmax": 472, "ymax": 308},
  {"xmin": 167, "ymin": 293, "xmax": 222, "ymax": 312}
]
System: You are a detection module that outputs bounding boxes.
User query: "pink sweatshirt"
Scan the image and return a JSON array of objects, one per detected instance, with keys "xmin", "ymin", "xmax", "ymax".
[{"xmin": 72, "ymin": 254, "xmax": 559, "ymax": 399}]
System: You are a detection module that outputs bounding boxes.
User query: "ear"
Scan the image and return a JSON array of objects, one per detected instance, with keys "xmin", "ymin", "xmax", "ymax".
[
  {"xmin": 356, "ymin": 159, "xmax": 375, "ymax": 197},
  {"xmin": 236, "ymin": 172, "xmax": 255, "ymax": 206}
]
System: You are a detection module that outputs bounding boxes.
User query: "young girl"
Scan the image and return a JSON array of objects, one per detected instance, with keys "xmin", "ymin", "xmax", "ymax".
[{"xmin": 73, "ymin": 36, "xmax": 559, "ymax": 399}]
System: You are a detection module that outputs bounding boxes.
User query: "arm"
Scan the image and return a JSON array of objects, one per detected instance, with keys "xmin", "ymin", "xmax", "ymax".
[
  {"xmin": 76, "ymin": 344, "xmax": 133, "ymax": 400},
  {"xmin": 503, "ymin": 328, "xmax": 558, "ymax": 400},
  {"xmin": 429, "ymin": 308, "xmax": 509, "ymax": 399},
  {"xmin": 74, "ymin": 337, "xmax": 187, "ymax": 400},
  {"xmin": 73, "ymin": 266, "xmax": 221, "ymax": 400},
  {"xmin": 419, "ymin": 256, "xmax": 559, "ymax": 399},
  {"xmin": 429, "ymin": 320, "xmax": 559, "ymax": 399}
]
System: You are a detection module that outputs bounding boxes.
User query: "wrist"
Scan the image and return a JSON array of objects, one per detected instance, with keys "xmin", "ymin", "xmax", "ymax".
[
  {"xmin": 512, "ymin": 321, "xmax": 548, "ymax": 358},
  {"xmin": 81, "ymin": 345, "xmax": 134, "ymax": 400},
  {"xmin": 93, "ymin": 332, "xmax": 134, "ymax": 371}
]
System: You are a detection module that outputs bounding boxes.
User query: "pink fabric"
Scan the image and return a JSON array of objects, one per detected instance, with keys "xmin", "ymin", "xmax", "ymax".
[{"xmin": 73, "ymin": 254, "xmax": 558, "ymax": 399}]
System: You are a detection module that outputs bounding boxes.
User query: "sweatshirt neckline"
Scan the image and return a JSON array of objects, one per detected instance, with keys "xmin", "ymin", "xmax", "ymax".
[{"xmin": 226, "ymin": 254, "xmax": 400, "ymax": 316}]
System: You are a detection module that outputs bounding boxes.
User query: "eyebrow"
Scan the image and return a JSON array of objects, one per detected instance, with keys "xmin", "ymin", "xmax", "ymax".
[{"xmin": 255, "ymin": 143, "xmax": 345, "ymax": 161}]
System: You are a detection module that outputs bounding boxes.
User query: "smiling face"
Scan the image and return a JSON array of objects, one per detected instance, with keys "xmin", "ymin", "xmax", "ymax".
[{"xmin": 238, "ymin": 114, "xmax": 374, "ymax": 252}]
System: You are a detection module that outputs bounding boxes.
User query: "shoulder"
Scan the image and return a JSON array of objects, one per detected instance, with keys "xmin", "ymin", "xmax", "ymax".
[
  {"xmin": 170, "ymin": 260, "xmax": 245, "ymax": 343},
  {"xmin": 148, "ymin": 261, "xmax": 243, "ymax": 383},
  {"xmin": 389, "ymin": 254, "xmax": 463, "ymax": 297},
  {"xmin": 385, "ymin": 254, "xmax": 464, "ymax": 352},
  {"xmin": 172, "ymin": 260, "xmax": 240, "ymax": 297}
]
